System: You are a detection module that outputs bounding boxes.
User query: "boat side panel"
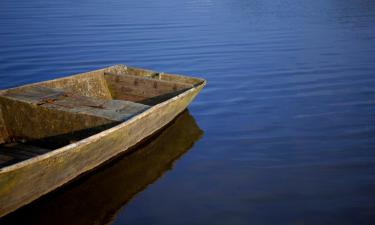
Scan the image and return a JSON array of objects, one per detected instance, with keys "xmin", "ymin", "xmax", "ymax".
[
  {"xmin": 5, "ymin": 71, "xmax": 113, "ymax": 100},
  {"xmin": 31, "ymin": 65, "xmax": 129, "ymax": 100},
  {"xmin": 104, "ymin": 73, "xmax": 192, "ymax": 103},
  {"xmin": 0, "ymin": 96, "xmax": 117, "ymax": 142},
  {"xmin": 119, "ymin": 66, "xmax": 205, "ymax": 86},
  {"xmin": 39, "ymin": 72, "xmax": 113, "ymax": 100},
  {"xmin": 0, "ymin": 107, "xmax": 9, "ymax": 144},
  {"xmin": 0, "ymin": 84, "xmax": 204, "ymax": 217}
]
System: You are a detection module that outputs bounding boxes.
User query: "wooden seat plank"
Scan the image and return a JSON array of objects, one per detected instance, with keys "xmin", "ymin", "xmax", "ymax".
[{"xmin": 2, "ymin": 86, "xmax": 150, "ymax": 122}]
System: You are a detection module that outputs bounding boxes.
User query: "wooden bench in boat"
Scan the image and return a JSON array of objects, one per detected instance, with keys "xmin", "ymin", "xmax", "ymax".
[
  {"xmin": 1, "ymin": 86, "xmax": 149, "ymax": 122},
  {"xmin": 0, "ymin": 86, "xmax": 149, "ymax": 148}
]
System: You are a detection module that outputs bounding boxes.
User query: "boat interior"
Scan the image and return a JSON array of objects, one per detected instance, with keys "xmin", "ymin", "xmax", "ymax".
[{"xmin": 0, "ymin": 65, "xmax": 204, "ymax": 168}]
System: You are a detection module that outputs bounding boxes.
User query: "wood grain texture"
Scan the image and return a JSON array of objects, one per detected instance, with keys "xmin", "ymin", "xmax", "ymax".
[
  {"xmin": 7, "ymin": 72, "xmax": 113, "ymax": 100},
  {"xmin": 115, "ymin": 65, "xmax": 203, "ymax": 85},
  {"xmin": 0, "ymin": 96, "xmax": 116, "ymax": 142},
  {"xmin": 0, "ymin": 111, "xmax": 203, "ymax": 225},
  {"xmin": 104, "ymin": 73, "xmax": 193, "ymax": 104},
  {"xmin": 0, "ymin": 107, "xmax": 9, "ymax": 144},
  {"xmin": 0, "ymin": 144, "xmax": 50, "ymax": 168},
  {"xmin": 2, "ymin": 86, "xmax": 149, "ymax": 122},
  {"xmin": 0, "ymin": 64, "xmax": 206, "ymax": 217}
]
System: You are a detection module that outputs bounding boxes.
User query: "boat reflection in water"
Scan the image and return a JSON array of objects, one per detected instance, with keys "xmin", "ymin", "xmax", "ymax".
[{"xmin": 0, "ymin": 110, "xmax": 203, "ymax": 225}]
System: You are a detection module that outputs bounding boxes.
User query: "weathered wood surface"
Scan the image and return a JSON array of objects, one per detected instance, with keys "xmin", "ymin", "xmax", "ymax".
[
  {"xmin": 1, "ymin": 64, "xmax": 126, "ymax": 101},
  {"xmin": 0, "ymin": 111, "xmax": 203, "ymax": 225},
  {"xmin": 0, "ymin": 144, "xmax": 50, "ymax": 168},
  {"xmin": 37, "ymin": 72, "xmax": 112, "ymax": 100},
  {"xmin": 119, "ymin": 66, "xmax": 203, "ymax": 85},
  {"xmin": 0, "ymin": 64, "xmax": 206, "ymax": 217},
  {"xmin": 104, "ymin": 73, "xmax": 193, "ymax": 104},
  {"xmin": 0, "ymin": 107, "xmax": 9, "ymax": 144},
  {"xmin": 2, "ymin": 86, "xmax": 149, "ymax": 122},
  {"xmin": 0, "ymin": 86, "xmax": 149, "ymax": 143}
]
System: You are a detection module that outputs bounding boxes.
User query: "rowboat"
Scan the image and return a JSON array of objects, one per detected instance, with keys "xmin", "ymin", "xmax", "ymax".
[
  {"xmin": 1, "ymin": 110, "xmax": 203, "ymax": 225},
  {"xmin": 0, "ymin": 64, "xmax": 206, "ymax": 217}
]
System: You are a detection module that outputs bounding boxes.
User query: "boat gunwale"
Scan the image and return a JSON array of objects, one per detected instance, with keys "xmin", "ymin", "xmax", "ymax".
[{"xmin": 0, "ymin": 65, "xmax": 206, "ymax": 173}]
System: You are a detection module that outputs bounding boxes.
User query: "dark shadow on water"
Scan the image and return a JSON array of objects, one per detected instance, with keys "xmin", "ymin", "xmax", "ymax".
[{"xmin": 0, "ymin": 110, "xmax": 203, "ymax": 225}]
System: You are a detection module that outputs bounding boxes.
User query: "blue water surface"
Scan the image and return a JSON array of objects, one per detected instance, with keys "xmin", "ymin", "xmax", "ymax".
[{"xmin": 1, "ymin": 0, "xmax": 375, "ymax": 224}]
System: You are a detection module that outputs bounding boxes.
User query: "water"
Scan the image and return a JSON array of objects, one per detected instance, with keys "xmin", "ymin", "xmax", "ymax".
[{"xmin": 1, "ymin": 0, "xmax": 375, "ymax": 224}]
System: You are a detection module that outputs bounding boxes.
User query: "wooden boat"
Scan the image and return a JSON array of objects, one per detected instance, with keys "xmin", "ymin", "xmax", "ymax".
[
  {"xmin": 0, "ymin": 110, "xmax": 203, "ymax": 225},
  {"xmin": 0, "ymin": 64, "xmax": 205, "ymax": 217}
]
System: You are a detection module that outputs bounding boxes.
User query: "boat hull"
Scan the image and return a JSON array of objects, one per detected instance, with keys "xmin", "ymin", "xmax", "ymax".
[
  {"xmin": 0, "ymin": 110, "xmax": 203, "ymax": 225},
  {"xmin": 0, "ymin": 69, "xmax": 205, "ymax": 217}
]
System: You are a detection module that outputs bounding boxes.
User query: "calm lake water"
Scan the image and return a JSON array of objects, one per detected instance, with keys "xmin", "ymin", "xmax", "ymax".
[{"xmin": 1, "ymin": 0, "xmax": 375, "ymax": 224}]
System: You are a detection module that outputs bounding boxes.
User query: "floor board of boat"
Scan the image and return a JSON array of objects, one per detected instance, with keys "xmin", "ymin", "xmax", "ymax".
[{"xmin": 0, "ymin": 143, "xmax": 51, "ymax": 168}]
